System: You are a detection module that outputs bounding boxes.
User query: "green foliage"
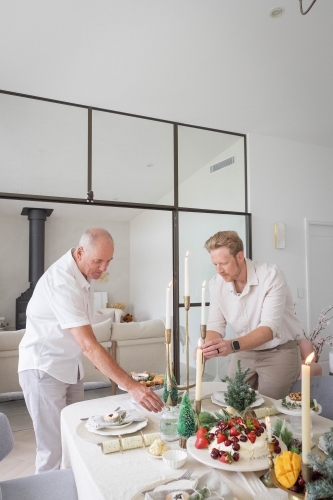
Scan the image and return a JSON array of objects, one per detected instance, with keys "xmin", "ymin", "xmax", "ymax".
[
  {"xmin": 272, "ymin": 418, "xmax": 284, "ymax": 438},
  {"xmin": 224, "ymin": 360, "xmax": 256, "ymax": 412},
  {"xmin": 177, "ymin": 391, "xmax": 196, "ymax": 439},
  {"xmin": 280, "ymin": 427, "xmax": 293, "ymax": 449},
  {"xmin": 162, "ymin": 370, "xmax": 178, "ymax": 404},
  {"xmin": 307, "ymin": 428, "xmax": 333, "ymax": 500},
  {"xmin": 198, "ymin": 411, "xmax": 224, "ymax": 428}
]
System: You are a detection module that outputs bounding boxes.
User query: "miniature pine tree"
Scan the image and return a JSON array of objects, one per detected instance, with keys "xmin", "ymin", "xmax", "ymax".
[
  {"xmin": 306, "ymin": 428, "xmax": 333, "ymax": 500},
  {"xmin": 162, "ymin": 370, "xmax": 178, "ymax": 405},
  {"xmin": 224, "ymin": 360, "xmax": 256, "ymax": 412},
  {"xmin": 177, "ymin": 391, "xmax": 196, "ymax": 447}
]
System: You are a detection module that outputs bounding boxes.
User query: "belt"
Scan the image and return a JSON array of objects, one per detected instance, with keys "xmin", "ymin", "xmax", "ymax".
[{"xmin": 254, "ymin": 340, "xmax": 298, "ymax": 352}]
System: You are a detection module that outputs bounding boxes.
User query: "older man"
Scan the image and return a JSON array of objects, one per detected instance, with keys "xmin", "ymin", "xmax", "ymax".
[
  {"xmin": 19, "ymin": 228, "xmax": 163, "ymax": 473},
  {"xmin": 201, "ymin": 230, "xmax": 302, "ymax": 400}
]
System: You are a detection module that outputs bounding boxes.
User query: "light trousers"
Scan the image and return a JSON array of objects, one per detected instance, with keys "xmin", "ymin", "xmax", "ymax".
[
  {"xmin": 19, "ymin": 369, "xmax": 84, "ymax": 473},
  {"xmin": 227, "ymin": 341, "xmax": 301, "ymax": 400}
]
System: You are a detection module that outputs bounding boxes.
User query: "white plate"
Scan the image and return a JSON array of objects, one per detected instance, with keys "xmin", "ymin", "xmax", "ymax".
[
  {"xmin": 318, "ymin": 435, "xmax": 328, "ymax": 455},
  {"xmin": 186, "ymin": 435, "xmax": 286, "ymax": 472},
  {"xmin": 85, "ymin": 419, "xmax": 147, "ymax": 436},
  {"xmin": 211, "ymin": 392, "xmax": 265, "ymax": 409},
  {"xmin": 145, "ymin": 448, "xmax": 163, "ymax": 459},
  {"xmin": 274, "ymin": 399, "xmax": 322, "ymax": 417}
]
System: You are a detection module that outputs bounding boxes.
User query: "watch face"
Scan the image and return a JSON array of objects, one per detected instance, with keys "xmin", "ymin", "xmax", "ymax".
[{"xmin": 233, "ymin": 340, "xmax": 240, "ymax": 351}]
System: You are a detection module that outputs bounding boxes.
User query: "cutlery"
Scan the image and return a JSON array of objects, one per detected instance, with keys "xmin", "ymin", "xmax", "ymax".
[
  {"xmin": 141, "ymin": 467, "xmax": 195, "ymax": 496},
  {"xmin": 81, "ymin": 406, "xmax": 121, "ymax": 421}
]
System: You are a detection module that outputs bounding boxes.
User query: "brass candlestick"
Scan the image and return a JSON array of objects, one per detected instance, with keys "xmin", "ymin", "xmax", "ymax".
[
  {"xmin": 165, "ymin": 296, "xmax": 206, "ymax": 395},
  {"xmin": 260, "ymin": 440, "xmax": 276, "ymax": 488}
]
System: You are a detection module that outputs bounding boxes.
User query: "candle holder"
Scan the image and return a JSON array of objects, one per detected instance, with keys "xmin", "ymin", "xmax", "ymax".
[
  {"xmin": 260, "ymin": 440, "xmax": 276, "ymax": 488},
  {"xmin": 165, "ymin": 296, "xmax": 206, "ymax": 395},
  {"xmin": 195, "ymin": 400, "xmax": 202, "ymax": 429}
]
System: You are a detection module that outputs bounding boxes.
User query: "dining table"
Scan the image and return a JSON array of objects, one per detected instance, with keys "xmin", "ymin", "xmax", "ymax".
[{"xmin": 61, "ymin": 381, "xmax": 333, "ymax": 500}]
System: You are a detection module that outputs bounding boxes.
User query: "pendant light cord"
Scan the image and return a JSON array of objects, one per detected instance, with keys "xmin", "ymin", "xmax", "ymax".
[{"xmin": 299, "ymin": 0, "xmax": 318, "ymax": 15}]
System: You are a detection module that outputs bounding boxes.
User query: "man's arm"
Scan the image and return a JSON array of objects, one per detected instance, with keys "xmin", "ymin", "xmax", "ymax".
[
  {"xmin": 69, "ymin": 325, "xmax": 163, "ymax": 412},
  {"xmin": 201, "ymin": 326, "xmax": 273, "ymax": 359}
]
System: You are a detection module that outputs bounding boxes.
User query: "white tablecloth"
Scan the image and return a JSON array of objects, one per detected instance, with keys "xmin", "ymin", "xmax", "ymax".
[{"xmin": 61, "ymin": 382, "xmax": 332, "ymax": 500}]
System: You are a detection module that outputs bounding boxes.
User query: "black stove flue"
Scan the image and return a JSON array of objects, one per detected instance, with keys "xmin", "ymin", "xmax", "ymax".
[{"xmin": 16, "ymin": 207, "xmax": 53, "ymax": 330}]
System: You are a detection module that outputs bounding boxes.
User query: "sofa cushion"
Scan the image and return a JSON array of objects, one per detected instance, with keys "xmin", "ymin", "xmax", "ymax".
[
  {"xmin": 111, "ymin": 318, "xmax": 165, "ymax": 341},
  {"xmin": 0, "ymin": 330, "xmax": 25, "ymax": 352},
  {"xmin": 92, "ymin": 318, "xmax": 112, "ymax": 343}
]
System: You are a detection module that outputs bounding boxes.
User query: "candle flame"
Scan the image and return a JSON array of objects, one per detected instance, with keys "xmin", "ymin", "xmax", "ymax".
[
  {"xmin": 186, "ymin": 251, "xmax": 189, "ymax": 257},
  {"xmin": 266, "ymin": 416, "xmax": 271, "ymax": 424},
  {"xmin": 168, "ymin": 280, "xmax": 172, "ymax": 287},
  {"xmin": 202, "ymin": 280, "xmax": 206, "ymax": 287},
  {"xmin": 305, "ymin": 352, "xmax": 315, "ymax": 365}
]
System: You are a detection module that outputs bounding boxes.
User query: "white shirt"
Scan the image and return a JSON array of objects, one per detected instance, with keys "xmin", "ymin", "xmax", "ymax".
[
  {"xmin": 18, "ymin": 249, "xmax": 94, "ymax": 383},
  {"xmin": 207, "ymin": 259, "xmax": 303, "ymax": 350}
]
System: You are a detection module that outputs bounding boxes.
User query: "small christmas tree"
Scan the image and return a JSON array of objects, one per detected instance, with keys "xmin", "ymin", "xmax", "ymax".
[
  {"xmin": 306, "ymin": 428, "xmax": 333, "ymax": 500},
  {"xmin": 224, "ymin": 360, "xmax": 256, "ymax": 413},
  {"xmin": 162, "ymin": 370, "xmax": 178, "ymax": 406},
  {"xmin": 177, "ymin": 391, "xmax": 196, "ymax": 448}
]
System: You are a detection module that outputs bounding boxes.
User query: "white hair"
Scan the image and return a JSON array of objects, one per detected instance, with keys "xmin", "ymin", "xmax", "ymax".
[{"xmin": 78, "ymin": 228, "xmax": 113, "ymax": 251}]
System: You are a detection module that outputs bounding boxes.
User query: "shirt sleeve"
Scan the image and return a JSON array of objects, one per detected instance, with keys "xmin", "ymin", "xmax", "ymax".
[
  {"xmin": 258, "ymin": 267, "xmax": 288, "ymax": 337},
  {"xmin": 206, "ymin": 281, "xmax": 227, "ymax": 337},
  {"xmin": 48, "ymin": 283, "xmax": 91, "ymax": 329}
]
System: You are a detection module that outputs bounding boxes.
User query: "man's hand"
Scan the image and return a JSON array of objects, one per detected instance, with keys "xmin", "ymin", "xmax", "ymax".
[
  {"xmin": 201, "ymin": 338, "xmax": 233, "ymax": 359},
  {"xmin": 128, "ymin": 384, "xmax": 164, "ymax": 413}
]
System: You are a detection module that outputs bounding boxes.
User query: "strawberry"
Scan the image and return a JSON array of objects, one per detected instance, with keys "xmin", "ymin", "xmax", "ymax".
[
  {"xmin": 219, "ymin": 452, "xmax": 234, "ymax": 464},
  {"xmin": 196, "ymin": 427, "xmax": 209, "ymax": 438},
  {"xmin": 229, "ymin": 426, "xmax": 240, "ymax": 437},
  {"xmin": 195, "ymin": 435, "xmax": 210, "ymax": 449},
  {"xmin": 216, "ymin": 432, "xmax": 228, "ymax": 444},
  {"xmin": 248, "ymin": 431, "xmax": 257, "ymax": 444}
]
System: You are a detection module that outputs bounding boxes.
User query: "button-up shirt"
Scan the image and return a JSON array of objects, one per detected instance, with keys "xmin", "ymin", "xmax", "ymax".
[
  {"xmin": 207, "ymin": 258, "xmax": 303, "ymax": 350},
  {"xmin": 18, "ymin": 249, "xmax": 94, "ymax": 383}
]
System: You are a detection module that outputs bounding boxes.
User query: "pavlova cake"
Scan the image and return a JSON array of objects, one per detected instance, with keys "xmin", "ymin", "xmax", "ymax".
[{"xmin": 195, "ymin": 415, "xmax": 281, "ymax": 464}]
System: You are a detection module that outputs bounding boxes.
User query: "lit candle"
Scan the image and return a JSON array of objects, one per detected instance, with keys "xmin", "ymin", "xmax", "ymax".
[
  {"xmin": 201, "ymin": 280, "xmax": 206, "ymax": 325},
  {"xmin": 185, "ymin": 251, "xmax": 189, "ymax": 296},
  {"xmin": 195, "ymin": 338, "xmax": 203, "ymax": 401},
  {"xmin": 265, "ymin": 416, "xmax": 272, "ymax": 441},
  {"xmin": 302, "ymin": 352, "xmax": 314, "ymax": 464},
  {"xmin": 165, "ymin": 281, "xmax": 172, "ymax": 329}
]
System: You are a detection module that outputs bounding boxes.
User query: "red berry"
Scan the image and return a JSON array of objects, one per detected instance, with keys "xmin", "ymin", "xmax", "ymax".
[
  {"xmin": 224, "ymin": 439, "xmax": 232, "ymax": 447},
  {"xmin": 232, "ymin": 443, "xmax": 240, "ymax": 451},
  {"xmin": 274, "ymin": 445, "xmax": 281, "ymax": 454}
]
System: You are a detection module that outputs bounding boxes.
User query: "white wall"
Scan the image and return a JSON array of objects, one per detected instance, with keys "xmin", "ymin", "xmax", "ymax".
[
  {"xmin": 0, "ymin": 211, "xmax": 130, "ymax": 327},
  {"xmin": 248, "ymin": 133, "xmax": 333, "ymax": 372},
  {"xmin": 129, "ymin": 209, "xmax": 173, "ymax": 322}
]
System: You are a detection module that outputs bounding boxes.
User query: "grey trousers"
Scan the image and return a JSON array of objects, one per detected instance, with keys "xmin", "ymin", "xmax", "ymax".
[
  {"xmin": 19, "ymin": 369, "xmax": 84, "ymax": 473},
  {"xmin": 227, "ymin": 341, "xmax": 301, "ymax": 400}
]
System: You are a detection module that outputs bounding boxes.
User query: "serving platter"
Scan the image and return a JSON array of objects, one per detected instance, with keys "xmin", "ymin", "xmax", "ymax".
[
  {"xmin": 274, "ymin": 399, "xmax": 322, "ymax": 417},
  {"xmin": 186, "ymin": 435, "xmax": 286, "ymax": 472}
]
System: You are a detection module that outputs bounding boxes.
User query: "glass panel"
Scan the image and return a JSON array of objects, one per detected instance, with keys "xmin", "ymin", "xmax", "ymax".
[
  {"xmin": 92, "ymin": 111, "xmax": 174, "ymax": 205},
  {"xmin": 178, "ymin": 126, "xmax": 246, "ymax": 212},
  {"xmin": 0, "ymin": 94, "xmax": 87, "ymax": 198},
  {"xmin": 178, "ymin": 212, "xmax": 248, "ymax": 382}
]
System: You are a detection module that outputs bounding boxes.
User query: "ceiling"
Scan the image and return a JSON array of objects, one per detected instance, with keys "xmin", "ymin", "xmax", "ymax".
[{"xmin": 0, "ymin": 0, "xmax": 332, "ymax": 151}]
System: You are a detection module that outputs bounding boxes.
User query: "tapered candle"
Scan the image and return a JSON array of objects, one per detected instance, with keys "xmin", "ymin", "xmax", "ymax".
[
  {"xmin": 302, "ymin": 352, "xmax": 314, "ymax": 464},
  {"xmin": 195, "ymin": 338, "xmax": 203, "ymax": 401},
  {"xmin": 201, "ymin": 280, "xmax": 206, "ymax": 325},
  {"xmin": 165, "ymin": 281, "xmax": 172, "ymax": 329},
  {"xmin": 265, "ymin": 416, "xmax": 272, "ymax": 441},
  {"xmin": 185, "ymin": 251, "xmax": 189, "ymax": 296}
]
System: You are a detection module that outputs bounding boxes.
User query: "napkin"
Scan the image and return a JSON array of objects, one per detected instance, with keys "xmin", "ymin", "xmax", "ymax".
[
  {"xmin": 87, "ymin": 409, "xmax": 146, "ymax": 429},
  {"xmin": 145, "ymin": 470, "xmax": 234, "ymax": 500}
]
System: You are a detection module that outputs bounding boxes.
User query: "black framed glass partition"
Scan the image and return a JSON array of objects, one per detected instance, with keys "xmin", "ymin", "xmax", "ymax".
[{"xmin": 0, "ymin": 89, "xmax": 249, "ymax": 381}]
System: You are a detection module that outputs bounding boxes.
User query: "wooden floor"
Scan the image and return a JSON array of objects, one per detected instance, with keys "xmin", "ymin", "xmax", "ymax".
[{"xmin": 0, "ymin": 367, "xmax": 214, "ymax": 481}]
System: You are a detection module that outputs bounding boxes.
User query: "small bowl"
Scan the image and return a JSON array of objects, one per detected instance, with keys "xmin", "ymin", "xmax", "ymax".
[{"xmin": 162, "ymin": 449, "xmax": 187, "ymax": 469}]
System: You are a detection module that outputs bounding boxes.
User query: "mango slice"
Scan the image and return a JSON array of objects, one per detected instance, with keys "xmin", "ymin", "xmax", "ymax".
[{"xmin": 275, "ymin": 450, "xmax": 302, "ymax": 489}]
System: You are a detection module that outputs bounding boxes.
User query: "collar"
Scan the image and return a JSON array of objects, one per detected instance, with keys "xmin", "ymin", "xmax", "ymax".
[
  {"xmin": 227, "ymin": 258, "xmax": 258, "ymax": 295},
  {"xmin": 68, "ymin": 249, "xmax": 91, "ymax": 291}
]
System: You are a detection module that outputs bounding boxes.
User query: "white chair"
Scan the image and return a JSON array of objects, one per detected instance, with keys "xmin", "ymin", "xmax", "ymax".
[{"xmin": 0, "ymin": 413, "xmax": 78, "ymax": 500}]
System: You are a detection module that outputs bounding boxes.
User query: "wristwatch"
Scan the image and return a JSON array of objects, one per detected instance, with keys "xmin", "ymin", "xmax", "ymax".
[{"xmin": 231, "ymin": 340, "xmax": 241, "ymax": 352}]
